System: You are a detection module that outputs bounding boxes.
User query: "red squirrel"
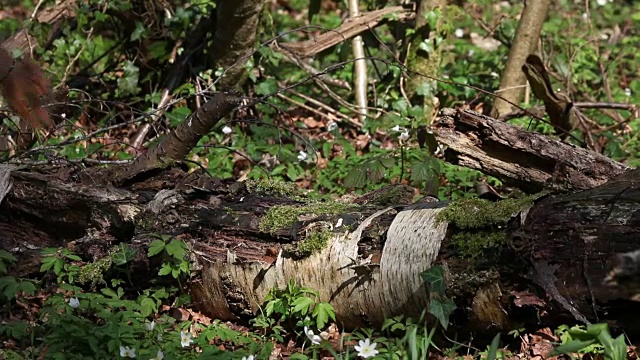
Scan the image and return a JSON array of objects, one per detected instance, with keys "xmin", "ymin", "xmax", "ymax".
[{"xmin": 0, "ymin": 47, "xmax": 52, "ymax": 129}]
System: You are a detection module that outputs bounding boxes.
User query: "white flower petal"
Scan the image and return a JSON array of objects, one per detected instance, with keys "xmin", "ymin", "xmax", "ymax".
[
  {"xmin": 356, "ymin": 339, "xmax": 379, "ymax": 358},
  {"xmin": 68, "ymin": 297, "xmax": 80, "ymax": 308},
  {"xmin": 180, "ymin": 330, "xmax": 193, "ymax": 347},
  {"xmin": 304, "ymin": 326, "xmax": 321, "ymax": 345},
  {"xmin": 145, "ymin": 320, "xmax": 155, "ymax": 331}
]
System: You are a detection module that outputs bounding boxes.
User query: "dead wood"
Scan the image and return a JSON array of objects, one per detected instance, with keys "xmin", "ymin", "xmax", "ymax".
[
  {"xmin": 432, "ymin": 108, "xmax": 629, "ymax": 193},
  {"xmin": 2, "ymin": 159, "xmax": 640, "ymax": 335},
  {"xmin": 278, "ymin": 6, "xmax": 414, "ymax": 58},
  {"xmin": 118, "ymin": 92, "xmax": 243, "ymax": 183},
  {"xmin": 1, "ymin": 0, "xmax": 77, "ymax": 53}
]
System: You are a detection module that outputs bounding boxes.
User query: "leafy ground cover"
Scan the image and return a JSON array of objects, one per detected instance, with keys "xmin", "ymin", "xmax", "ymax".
[{"xmin": 0, "ymin": 0, "xmax": 639, "ymax": 358}]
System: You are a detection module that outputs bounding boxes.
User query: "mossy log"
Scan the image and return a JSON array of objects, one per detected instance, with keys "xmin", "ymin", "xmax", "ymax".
[{"xmin": 2, "ymin": 163, "xmax": 640, "ymax": 337}]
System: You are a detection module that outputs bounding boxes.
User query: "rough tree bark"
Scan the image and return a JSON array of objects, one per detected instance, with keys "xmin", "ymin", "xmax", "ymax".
[{"xmin": 2, "ymin": 108, "xmax": 639, "ymax": 336}]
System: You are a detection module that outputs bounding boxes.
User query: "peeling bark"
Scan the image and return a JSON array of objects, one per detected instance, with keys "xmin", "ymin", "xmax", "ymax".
[{"xmin": 432, "ymin": 108, "xmax": 628, "ymax": 192}]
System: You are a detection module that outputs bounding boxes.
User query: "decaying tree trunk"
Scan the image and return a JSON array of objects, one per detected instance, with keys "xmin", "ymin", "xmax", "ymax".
[
  {"xmin": 432, "ymin": 108, "xmax": 628, "ymax": 193},
  {"xmin": 2, "ymin": 108, "xmax": 639, "ymax": 337}
]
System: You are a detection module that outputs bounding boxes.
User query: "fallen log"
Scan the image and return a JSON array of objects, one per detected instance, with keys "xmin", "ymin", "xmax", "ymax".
[
  {"xmin": 2, "ymin": 161, "xmax": 639, "ymax": 336},
  {"xmin": 432, "ymin": 108, "xmax": 629, "ymax": 193}
]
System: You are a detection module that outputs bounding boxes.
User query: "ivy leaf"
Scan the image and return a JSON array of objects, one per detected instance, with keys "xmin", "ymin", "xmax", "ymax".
[
  {"xmin": 420, "ymin": 266, "xmax": 445, "ymax": 295},
  {"xmin": 112, "ymin": 245, "xmax": 136, "ymax": 266},
  {"xmin": 117, "ymin": 60, "xmax": 140, "ymax": 96},
  {"xmin": 427, "ymin": 298, "xmax": 456, "ymax": 329},
  {"xmin": 165, "ymin": 106, "xmax": 192, "ymax": 127}
]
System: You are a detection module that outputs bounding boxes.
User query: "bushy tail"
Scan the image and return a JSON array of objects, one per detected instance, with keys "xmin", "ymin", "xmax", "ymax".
[{"xmin": 0, "ymin": 48, "xmax": 53, "ymax": 129}]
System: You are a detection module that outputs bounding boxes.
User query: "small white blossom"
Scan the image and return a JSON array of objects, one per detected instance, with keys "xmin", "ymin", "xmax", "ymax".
[
  {"xmin": 242, "ymin": 356, "xmax": 255, "ymax": 360},
  {"xmin": 335, "ymin": 218, "xmax": 343, "ymax": 228},
  {"xmin": 145, "ymin": 321, "xmax": 155, "ymax": 331},
  {"xmin": 327, "ymin": 121, "xmax": 338, "ymax": 132},
  {"xmin": 297, "ymin": 151, "xmax": 308, "ymax": 161},
  {"xmin": 68, "ymin": 297, "xmax": 80, "ymax": 308},
  {"xmin": 398, "ymin": 130, "xmax": 410, "ymax": 141},
  {"xmin": 596, "ymin": 0, "xmax": 607, "ymax": 6},
  {"xmin": 454, "ymin": 28, "xmax": 464, "ymax": 38},
  {"xmin": 151, "ymin": 350, "xmax": 164, "ymax": 360},
  {"xmin": 624, "ymin": 88, "xmax": 631, "ymax": 97},
  {"xmin": 391, "ymin": 125, "xmax": 402, "ymax": 132},
  {"xmin": 180, "ymin": 330, "xmax": 193, "ymax": 347},
  {"xmin": 490, "ymin": 71, "xmax": 499, "ymax": 78},
  {"xmin": 355, "ymin": 338, "xmax": 379, "ymax": 358},
  {"xmin": 222, "ymin": 125, "xmax": 233, "ymax": 134},
  {"xmin": 304, "ymin": 326, "xmax": 321, "ymax": 345},
  {"xmin": 119, "ymin": 346, "xmax": 136, "ymax": 358},
  {"xmin": 467, "ymin": 49, "xmax": 475, "ymax": 57}
]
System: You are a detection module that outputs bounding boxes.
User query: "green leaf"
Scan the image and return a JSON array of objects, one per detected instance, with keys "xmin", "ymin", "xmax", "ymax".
[
  {"xmin": 0, "ymin": 276, "xmax": 18, "ymax": 300},
  {"xmin": 411, "ymin": 161, "xmax": 434, "ymax": 184},
  {"xmin": 609, "ymin": 335, "xmax": 628, "ymax": 360},
  {"xmin": 312, "ymin": 302, "xmax": 335, "ymax": 329},
  {"xmin": 291, "ymin": 296, "xmax": 314, "ymax": 315},
  {"xmin": 551, "ymin": 339, "xmax": 597, "ymax": 356},
  {"xmin": 139, "ymin": 297, "xmax": 158, "ymax": 316},
  {"xmin": 427, "ymin": 298, "xmax": 456, "ymax": 329},
  {"xmin": 158, "ymin": 263, "xmax": 172, "ymax": 276},
  {"xmin": 2, "ymin": 280, "xmax": 17, "ymax": 300},
  {"xmin": 486, "ymin": 333, "xmax": 501, "ymax": 360},
  {"xmin": 0, "ymin": 250, "xmax": 16, "ymax": 263},
  {"xmin": 368, "ymin": 160, "xmax": 387, "ymax": 183},
  {"xmin": 65, "ymin": 254, "xmax": 82, "ymax": 261},
  {"xmin": 151, "ymin": 288, "xmax": 169, "ymax": 300},
  {"xmin": 165, "ymin": 106, "xmax": 192, "ymax": 127},
  {"xmin": 101, "ymin": 288, "xmax": 119, "ymax": 299},
  {"xmin": 420, "ymin": 266, "xmax": 445, "ymax": 295},
  {"xmin": 17, "ymin": 280, "xmax": 36, "ymax": 296},
  {"xmin": 147, "ymin": 240, "xmax": 166, "ymax": 257},
  {"xmin": 112, "ymin": 245, "xmax": 136, "ymax": 266},
  {"xmin": 256, "ymin": 78, "xmax": 278, "ymax": 96},
  {"xmin": 130, "ymin": 21, "xmax": 146, "ymax": 41},
  {"xmin": 117, "ymin": 60, "xmax": 140, "ymax": 96},
  {"xmin": 379, "ymin": 156, "xmax": 395, "ymax": 168},
  {"xmin": 179, "ymin": 260, "xmax": 189, "ymax": 274},
  {"xmin": 165, "ymin": 239, "xmax": 186, "ymax": 260},
  {"xmin": 53, "ymin": 259, "xmax": 63, "ymax": 275},
  {"xmin": 392, "ymin": 99, "xmax": 409, "ymax": 115},
  {"xmin": 344, "ymin": 165, "xmax": 367, "ymax": 188}
]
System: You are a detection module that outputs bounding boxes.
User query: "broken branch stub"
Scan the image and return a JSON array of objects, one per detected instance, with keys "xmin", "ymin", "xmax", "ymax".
[{"xmin": 119, "ymin": 92, "xmax": 242, "ymax": 183}]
